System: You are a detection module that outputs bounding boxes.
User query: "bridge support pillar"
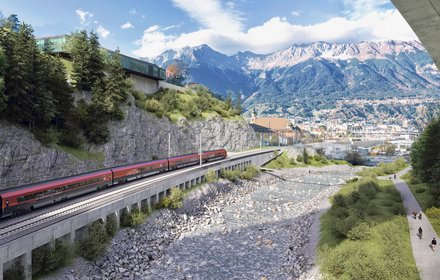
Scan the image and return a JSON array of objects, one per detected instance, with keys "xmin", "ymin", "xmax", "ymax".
[
  {"xmin": 0, "ymin": 262, "xmax": 3, "ymax": 280},
  {"xmin": 21, "ymin": 252, "xmax": 32, "ymax": 280},
  {"xmin": 108, "ymin": 212, "xmax": 120, "ymax": 230},
  {"xmin": 140, "ymin": 199, "xmax": 150, "ymax": 213}
]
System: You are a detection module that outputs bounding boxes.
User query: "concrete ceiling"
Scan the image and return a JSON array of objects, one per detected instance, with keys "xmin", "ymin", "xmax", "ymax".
[{"xmin": 392, "ymin": 0, "xmax": 440, "ymax": 69}]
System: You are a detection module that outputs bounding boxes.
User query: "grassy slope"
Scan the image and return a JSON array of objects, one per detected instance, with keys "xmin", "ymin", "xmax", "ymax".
[
  {"xmin": 402, "ymin": 171, "xmax": 440, "ymax": 236},
  {"xmin": 319, "ymin": 179, "xmax": 419, "ymax": 279},
  {"xmin": 264, "ymin": 152, "xmax": 349, "ymax": 169}
]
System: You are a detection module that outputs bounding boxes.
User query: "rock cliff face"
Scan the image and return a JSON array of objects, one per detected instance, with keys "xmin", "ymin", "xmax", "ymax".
[{"xmin": 0, "ymin": 104, "xmax": 258, "ymax": 189}]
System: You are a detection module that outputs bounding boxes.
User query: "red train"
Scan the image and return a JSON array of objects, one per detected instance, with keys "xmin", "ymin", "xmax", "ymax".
[{"xmin": 0, "ymin": 149, "xmax": 227, "ymax": 219}]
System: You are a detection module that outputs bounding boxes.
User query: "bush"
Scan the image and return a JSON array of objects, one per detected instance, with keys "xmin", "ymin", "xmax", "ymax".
[
  {"xmin": 426, "ymin": 207, "xmax": 440, "ymax": 219},
  {"xmin": 205, "ymin": 169, "xmax": 218, "ymax": 183},
  {"xmin": 330, "ymin": 215, "xmax": 360, "ymax": 238},
  {"xmin": 221, "ymin": 169, "xmax": 241, "ymax": 181},
  {"xmin": 77, "ymin": 221, "xmax": 109, "ymax": 261},
  {"xmin": 35, "ymin": 127, "xmax": 61, "ymax": 146},
  {"xmin": 296, "ymin": 155, "xmax": 303, "ymax": 162},
  {"xmin": 162, "ymin": 187, "xmax": 184, "ymax": 209},
  {"xmin": 105, "ymin": 214, "xmax": 118, "ymax": 237},
  {"xmin": 4, "ymin": 261, "xmax": 24, "ymax": 280},
  {"xmin": 289, "ymin": 158, "xmax": 297, "ymax": 165},
  {"xmin": 415, "ymin": 187, "xmax": 426, "ymax": 193},
  {"xmin": 347, "ymin": 222, "xmax": 371, "ymax": 241},
  {"xmin": 239, "ymin": 166, "xmax": 259, "ymax": 180},
  {"xmin": 32, "ymin": 241, "xmax": 74, "ymax": 274},
  {"xmin": 357, "ymin": 178, "xmax": 379, "ymax": 199},
  {"xmin": 130, "ymin": 209, "xmax": 146, "ymax": 227}
]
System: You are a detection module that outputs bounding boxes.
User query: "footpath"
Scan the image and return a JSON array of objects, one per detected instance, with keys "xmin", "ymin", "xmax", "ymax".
[{"xmin": 392, "ymin": 167, "xmax": 440, "ymax": 280}]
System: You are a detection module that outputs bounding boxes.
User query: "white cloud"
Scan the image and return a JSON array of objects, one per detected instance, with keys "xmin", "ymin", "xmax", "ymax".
[
  {"xmin": 171, "ymin": 0, "xmax": 243, "ymax": 35},
  {"xmin": 129, "ymin": 9, "xmax": 137, "ymax": 15},
  {"xmin": 97, "ymin": 25, "xmax": 110, "ymax": 38},
  {"xmin": 343, "ymin": 0, "xmax": 389, "ymax": 19},
  {"xmin": 133, "ymin": 1, "xmax": 417, "ymax": 58},
  {"xmin": 76, "ymin": 9, "xmax": 93, "ymax": 24},
  {"xmin": 146, "ymin": 25, "xmax": 160, "ymax": 33},
  {"xmin": 291, "ymin": 10, "xmax": 301, "ymax": 17},
  {"xmin": 121, "ymin": 22, "xmax": 134, "ymax": 29}
]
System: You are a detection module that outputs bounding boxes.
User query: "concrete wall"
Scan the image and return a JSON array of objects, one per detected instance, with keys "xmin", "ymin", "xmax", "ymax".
[
  {"xmin": 0, "ymin": 150, "xmax": 276, "ymax": 280},
  {"xmin": 130, "ymin": 74, "xmax": 159, "ymax": 94}
]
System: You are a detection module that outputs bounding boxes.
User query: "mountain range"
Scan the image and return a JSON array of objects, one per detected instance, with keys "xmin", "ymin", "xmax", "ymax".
[{"xmin": 149, "ymin": 40, "xmax": 440, "ymax": 120}]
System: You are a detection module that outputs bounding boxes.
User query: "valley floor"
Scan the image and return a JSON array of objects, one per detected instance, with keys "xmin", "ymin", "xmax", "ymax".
[{"xmin": 41, "ymin": 165, "xmax": 358, "ymax": 280}]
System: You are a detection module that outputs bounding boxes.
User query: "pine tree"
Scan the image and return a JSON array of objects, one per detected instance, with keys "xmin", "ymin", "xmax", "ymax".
[
  {"xmin": 30, "ymin": 38, "xmax": 56, "ymax": 130},
  {"xmin": 105, "ymin": 49, "xmax": 129, "ymax": 119},
  {"xmin": 234, "ymin": 90, "xmax": 242, "ymax": 115},
  {"xmin": 88, "ymin": 31, "xmax": 105, "ymax": 86},
  {"xmin": 5, "ymin": 23, "xmax": 34, "ymax": 125},
  {"xmin": 67, "ymin": 30, "xmax": 91, "ymax": 91},
  {"xmin": 44, "ymin": 54, "xmax": 74, "ymax": 129}
]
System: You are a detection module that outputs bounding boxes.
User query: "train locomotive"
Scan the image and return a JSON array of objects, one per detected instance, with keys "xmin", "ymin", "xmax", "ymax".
[{"xmin": 0, "ymin": 149, "xmax": 227, "ymax": 219}]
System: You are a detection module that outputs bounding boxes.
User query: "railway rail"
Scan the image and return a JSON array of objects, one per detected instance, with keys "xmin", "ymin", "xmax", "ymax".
[{"xmin": 0, "ymin": 149, "xmax": 276, "ymax": 245}]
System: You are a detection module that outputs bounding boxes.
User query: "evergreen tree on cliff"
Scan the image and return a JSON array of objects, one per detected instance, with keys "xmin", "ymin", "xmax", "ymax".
[
  {"xmin": 4, "ymin": 23, "xmax": 34, "ymax": 125},
  {"xmin": 104, "ymin": 48, "xmax": 129, "ymax": 120},
  {"xmin": 66, "ymin": 30, "xmax": 92, "ymax": 91}
]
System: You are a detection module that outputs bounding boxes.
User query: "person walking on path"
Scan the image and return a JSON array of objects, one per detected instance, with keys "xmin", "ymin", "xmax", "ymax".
[
  {"xmin": 391, "ymin": 167, "xmax": 440, "ymax": 279},
  {"xmin": 419, "ymin": 227, "xmax": 423, "ymax": 239},
  {"xmin": 432, "ymin": 238, "xmax": 437, "ymax": 251}
]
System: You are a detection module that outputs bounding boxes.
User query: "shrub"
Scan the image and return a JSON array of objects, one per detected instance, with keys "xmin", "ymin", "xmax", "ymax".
[
  {"xmin": 239, "ymin": 166, "xmax": 259, "ymax": 180},
  {"xmin": 314, "ymin": 154, "xmax": 322, "ymax": 161},
  {"xmin": 162, "ymin": 187, "xmax": 184, "ymax": 209},
  {"xmin": 347, "ymin": 222, "xmax": 371, "ymax": 241},
  {"xmin": 302, "ymin": 148, "xmax": 310, "ymax": 164},
  {"xmin": 296, "ymin": 155, "xmax": 303, "ymax": 162},
  {"xmin": 130, "ymin": 209, "xmax": 145, "ymax": 227},
  {"xmin": 105, "ymin": 214, "xmax": 118, "ymax": 237},
  {"xmin": 332, "ymin": 194, "xmax": 346, "ymax": 208},
  {"xmin": 357, "ymin": 178, "xmax": 379, "ymax": 199},
  {"xmin": 4, "ymin": 261, "xmax": 24, "ymax": 280},
  {"xmin": 289, "ymin": 158, "xmax": 297, "ymax": 165},
  {"xmin": 330, "ymin": 215, "xmax": 359, "ymax": 238},
  {"xmin": 426, "ymin": 207, "xmax": 440, "ymax": 219},
  {"xmin": 410, "ymin": 176, "xmax": 422, "ymax": 184},
  {"xmin": 205, "ymin": 169, "xmax": 218, "ymax": 183},
  {"xmin": 32, "ymin": 241, "xmax": 74, "ymax": 274},
  {"xmin": 35, "ymin": 127, "xmax": 61, "ymax": 146},
  {"xmin": 415, "ymin": 187, "xmax": 426, "ymax": 193},
  {"xmin": 221, "ymin": 169, "xmax": 241, "ymax": 181},
  {"xmin": 77, "ymin": 221, "xmax": 109, "ymax": 261}
]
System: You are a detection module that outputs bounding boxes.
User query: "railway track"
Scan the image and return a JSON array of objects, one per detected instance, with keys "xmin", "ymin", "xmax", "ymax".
[{"xmin": 0, "ymin": 149, "xmax": 274, "ymax": 243}]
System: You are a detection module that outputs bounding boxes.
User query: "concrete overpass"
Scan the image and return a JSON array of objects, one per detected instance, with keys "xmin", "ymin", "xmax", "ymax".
[
  {"xmin": 0, "ymin": 149, "xmax": 278, "ymax": 280},
  {"xmin": 392, "ymin": 0, "xmax": 440, "ymax": 69}
]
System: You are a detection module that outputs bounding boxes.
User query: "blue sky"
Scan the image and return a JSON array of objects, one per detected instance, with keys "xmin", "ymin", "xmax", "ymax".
[{"xmin": 1, "ymin": 0, "xmax": 417, "ymax": 58}]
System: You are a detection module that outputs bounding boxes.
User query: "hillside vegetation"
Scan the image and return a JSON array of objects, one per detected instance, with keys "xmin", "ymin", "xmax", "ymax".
[{"xmin": 133, "ymin": 85, "xmax": 242, "ymax": 123}]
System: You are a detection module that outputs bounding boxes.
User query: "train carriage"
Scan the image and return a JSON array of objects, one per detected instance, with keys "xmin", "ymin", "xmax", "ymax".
[
  {"xmin": 168, "ymin": 153, "xmax": 201, "ymax": 170},
  {"xmin": 202, "ymin": 149, "xmax": 228, "ymax": 162},
  {"xmin": 112, "ymin": 159, "xmax": 169, "ymax": 184},
  {"xmin": 0, "ymin": 170, "xmax": 112, "ymax": 218}
]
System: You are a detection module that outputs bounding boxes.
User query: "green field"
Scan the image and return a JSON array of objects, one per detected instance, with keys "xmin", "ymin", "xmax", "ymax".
[{"xmin": 319, "ymin": 178, "xmax": 419, "ymax": 279}]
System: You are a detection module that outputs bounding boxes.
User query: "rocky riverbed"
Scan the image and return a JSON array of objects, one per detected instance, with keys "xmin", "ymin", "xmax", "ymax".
[{"xmin": 43, "ymin": 165, "xmax": 358, "ymax": 280}]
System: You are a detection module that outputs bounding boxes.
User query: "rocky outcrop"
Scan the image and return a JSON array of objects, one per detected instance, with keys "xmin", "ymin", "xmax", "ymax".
[{"xmin": 0, "ymin": 104, "xmax": 258, "ymax": 189}]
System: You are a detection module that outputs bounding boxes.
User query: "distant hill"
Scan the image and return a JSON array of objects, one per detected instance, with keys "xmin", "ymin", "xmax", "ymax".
[{"xmin": 149, "ymin": 41, "xmax": 440, "ymax": 122}]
